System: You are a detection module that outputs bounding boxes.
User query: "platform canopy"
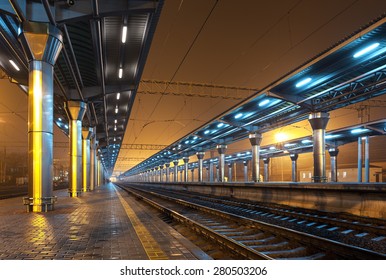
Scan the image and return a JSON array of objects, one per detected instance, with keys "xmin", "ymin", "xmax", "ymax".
[
  {"xmin": 0, "ymin": 0, "xmax": 163, "ymax": 173},
  {"xmin": 190, "ymin": 119, "xmax": 386, "ymax": 167},
  {"xmin": 126, "ymin": 17, "xmax": 386, "ymax": 177}
]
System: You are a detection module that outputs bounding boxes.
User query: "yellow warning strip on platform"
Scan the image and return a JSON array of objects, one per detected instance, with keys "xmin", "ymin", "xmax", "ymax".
[{"xmin": 114, "ymin": 187, "xmax": 168, "ymax": 260}]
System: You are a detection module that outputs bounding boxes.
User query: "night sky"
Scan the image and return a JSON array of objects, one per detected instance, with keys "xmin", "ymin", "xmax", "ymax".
[{"xmin": 1, "ymin": 0, "xmax": 386, "ymax": 178}]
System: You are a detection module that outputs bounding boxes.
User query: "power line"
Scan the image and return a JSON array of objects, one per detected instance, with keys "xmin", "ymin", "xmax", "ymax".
[{"xmin": 138, "ymin": 80, "xmax": 258, "ymax": 100}]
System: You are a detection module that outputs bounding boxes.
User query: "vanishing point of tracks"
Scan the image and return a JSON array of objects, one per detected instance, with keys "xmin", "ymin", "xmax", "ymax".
[{"xmin": 117, "ymin": 183, "xmax": 385, "ymax": 260}]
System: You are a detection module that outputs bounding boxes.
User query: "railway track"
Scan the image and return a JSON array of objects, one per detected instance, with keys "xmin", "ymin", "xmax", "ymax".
[
  {"xmin": 116, "ymin": 183, "xmax": 385, "ymax": 260},
  {"xmin": 124, "ymin": 183, "xmax": 386, "ymax": 253},
  {"xmin": 134, "ymin": 185, "xmax": 386, "ymax": 253}
]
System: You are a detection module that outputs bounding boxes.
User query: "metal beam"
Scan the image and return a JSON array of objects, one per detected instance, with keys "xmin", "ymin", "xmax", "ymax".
[
  {"xmin": 120, "ymin": 144, "xmax": 168, "ymax": 150},
  {"xmin": 138, "ymin": 79, "xmax": 259, "ymax": 100}
]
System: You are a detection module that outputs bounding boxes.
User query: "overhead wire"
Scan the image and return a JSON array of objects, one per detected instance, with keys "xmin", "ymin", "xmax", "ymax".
[
  {"xmin": 244, "ymin": 0, "xmax": 361, "ymax": 85},
  {"xmin": 138, "ymin": 0, "xmax": 219, "ymax": 144}
]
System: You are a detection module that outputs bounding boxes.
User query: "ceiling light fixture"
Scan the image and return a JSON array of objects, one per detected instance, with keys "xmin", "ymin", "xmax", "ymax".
[
  {"xmin": 118, "ymin": 68, "xmax": 123, "ymax": 79},
  {"xmin": 114, "ymin": 119, "xmax": 117, "ymax": 124},
  {"xmin": 325, "ymin": 134, "xmax": 341, "ymax": 139},
  {"xmin": 234, "ymin": 113, "xmax": 243, "ymax": 119},
  {"xmin": 295, "ymin": 77, "xmax": 312, "ymax": 88},
  {"xmin": 301, "ymin": 139, "xmax": 312, "ymax": 144},
  {"xmin": 115, "ymin": 106, "xmax": 118, "ymax": 114},
  {"xmin": 258, "ymin": 99, "xmax": 270, "ymax": 107},
  {"xmin": 353, "ymin": 42, "xmax": 380, "ymax": 58},
  {"xmin": 9, "ymin": 60, "xmax": 20, "ymax": 71},
  {"xmin": 350, "ymin": 128, "xmax": 369, "ymax": 134},
  {"xmin": 116, "ymin": 92, "xmax": 120, "ymax": 100},
  {"xmin": 121, "ymin": 26, "xmax": 127, "ymax": 43}
]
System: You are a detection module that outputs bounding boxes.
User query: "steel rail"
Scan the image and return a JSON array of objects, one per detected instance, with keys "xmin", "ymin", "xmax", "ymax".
[
  {"xmin": 160, "ymin": 188, "xmax": 386, "ymax": 236},
  {"xmin": 119, "ymin": 185, "xmax": 273, "ymax": 260},
  {"xmin": 118, "ymin": 183, "xmax": 386, "ymax": 260}
]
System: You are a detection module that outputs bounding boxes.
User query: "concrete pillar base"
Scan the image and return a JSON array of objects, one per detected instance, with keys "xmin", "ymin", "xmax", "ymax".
[
  {"xmin": 23, "ymin": 196, "xmax": 57, "ymax": 212},
  {"xmin": 69, "ymin": 192, "xmax": 82, "ymax": 197}
]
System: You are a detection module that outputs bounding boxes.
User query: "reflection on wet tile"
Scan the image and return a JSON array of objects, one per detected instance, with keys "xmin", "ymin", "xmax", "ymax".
[{"xmin": 0, "ymin": 185, "xmax": 203, "ymax": 260}]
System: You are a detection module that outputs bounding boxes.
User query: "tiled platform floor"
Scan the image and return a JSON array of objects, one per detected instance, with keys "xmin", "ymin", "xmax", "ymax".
[{"xmin": 0, "ymin": 183, "xmax": 210, "ymax": 260}]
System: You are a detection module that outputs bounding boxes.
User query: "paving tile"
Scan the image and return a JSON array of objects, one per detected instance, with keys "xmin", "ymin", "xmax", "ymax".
[{"xmin": 0, "ymin": 183, "xmax": 209, "ymax": 260}]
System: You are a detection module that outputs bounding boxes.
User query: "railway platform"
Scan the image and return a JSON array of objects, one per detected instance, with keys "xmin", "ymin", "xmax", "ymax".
[{"xmin": 0, "ymin": 183, "xmax": 210, "ymax": 260}]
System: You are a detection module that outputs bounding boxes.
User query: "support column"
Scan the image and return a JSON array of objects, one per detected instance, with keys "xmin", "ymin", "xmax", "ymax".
[
  {"xmin": 82, "ymin": 128, "xmax": 92, "ymax": 192},
  {"xmin": 217, "ymin": 145, "xmax": 227, "ymax": 182},
  {"xmin": 308, "ymin": 112, "xmax": 329, "ymax": 183},
  {"xmin": 227, "ymin": 162, "xmax": 233, "ymax": 182},
  {"xmin": 65, "ymin": 101, "xmax": 87, "ymax": 197},
  {"xmin": 191, "ymin": 168, "xmax": 194, "ymax": 182},
  {"xmin": 94, "ymin": 140, "xmax": 99, "ymax": 187},
  {"xmin": 249, "ymin": 132, "xmax": 262, "ymax": 182},
  {"xmin": 364, "ymin": 136, "xmax": 370, "ymax": 183},
  {"xmin": 99, "ymin": 161, "xmax": 103, "ymax": 185},
  {"xmin": 90, "ymin": 128, "xmax": 96, "ymax": 191},
  {"xmin": 263, "ymin": 158, "xmax": 270, "ymax": 182},
  {"xmin": 243, "ymin": 160, "xmax": 249, "ymax": 182},
  {"xmin": 96, "ymin": 159, "xmax": 100, "ymax": 186},
  {"xmin": 154, "ymin": 166, "xmax": 159, "ymax": 182},
  {"xmin": 165, "ymin": 163, "xmax": 170, "ymax": 182},
  {"xmin": 289, "ymin": 154, "xmax": 299, "ymax": 182},
  {"xmin": 328, "ymin": 148, "xmax": 339, "ymax": 182},
  {"xmin": 99, "ymin": 160, "xmax": 103, "ymax": 185},
  {"xmin": 209, "ymin": 161, "xmax": 214, "ymax": 182},
  {"xmin": 196, "ymin": 152, "xmax": 205, "ymax": 182},
  {"xmin": 159, "ymin": 165, "xmax": 164, "ymax": 182},
  {"xmin": 183, "ymin": 157, "xmax": 189, "ymax": 182},
  {"xmin": 180, "ymin": 167, "xmax": 183, "ymax": 182},
  {"xmin": 18, "ymin": 22, "xmax": 63, "ymax": 212},
  {"xmin": 173, "ymin": 160, "xmax": 179, "ymax": 182},
  {"xmin": 357, "ymin": 137, "xmax": 363, "ymax": 182}
]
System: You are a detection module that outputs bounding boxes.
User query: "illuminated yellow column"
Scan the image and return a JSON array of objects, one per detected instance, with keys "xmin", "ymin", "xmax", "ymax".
[
  {"xmin": 89, "ymin": 128, "xmax": 96, "ymax": 191},
  {"xmin": 18, "ymin": 22, "xmax": 63, "ymax": 212},
  {"xmin": 82, "ymin": 127, "xmax": 92, "ymax": 192},
  {"xmin": 99, "ymin": 160, "xmax": 103, "ymax": 185},
  {"xmin": 65, "ymin": 101, "xmax": 86, "ymax": 197},
  {"xmin": 98, "ymin": 159, "xmax": 101, "ymax": 186},
  {"xmin": 96, "ymin": 158, "xmax": 100, "ymax": 187}
]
